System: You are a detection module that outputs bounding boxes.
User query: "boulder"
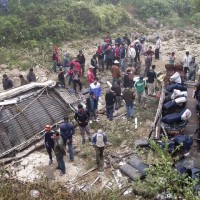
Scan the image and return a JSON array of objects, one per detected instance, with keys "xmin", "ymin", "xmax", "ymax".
[
  {"xmin": 174, "ymin": 29, "xmax": 182, "ymax": 37},
  {"xmin": 146, "ymin": 17, "xmax": 159, "ymax": 28},
  {"xmin": 9, "ymin": 69, "xmax": 20, "ymax": 77},
  {"xmin": 0, "ymin": 64, "xmax": 8, "ymax": 69},
  {"xmin": 12, "ymin": 76, "xmax": 21, "ymax": 87}
]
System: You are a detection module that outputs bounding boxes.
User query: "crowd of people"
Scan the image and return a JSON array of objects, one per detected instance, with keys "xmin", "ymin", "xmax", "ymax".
[{"xmin": 2, "ymin": 30, "xmax": 199, "ymax": 173}]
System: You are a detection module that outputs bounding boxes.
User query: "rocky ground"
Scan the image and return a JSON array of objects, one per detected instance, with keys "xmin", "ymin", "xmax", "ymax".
[{"xmin": 1, "ymin": 26, "xmax": 200, "ymax": 198}]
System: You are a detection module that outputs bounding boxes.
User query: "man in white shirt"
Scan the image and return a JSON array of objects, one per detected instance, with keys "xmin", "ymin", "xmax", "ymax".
[
  {"xmin": 92, "ymin": 129, "xmax": 108, "ymax": 168},
  {"xmin": 155, "ymin": 36, "xmax": 162, "ymax": 60},
  {"xmin": 183, "ymin": 51, "xmax": 192, "ymax": 75}
]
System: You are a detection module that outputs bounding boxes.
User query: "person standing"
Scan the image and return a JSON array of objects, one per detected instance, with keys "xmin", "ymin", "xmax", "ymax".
[
  {"xmin": 169, "ymin": 52, "xmax": 176, "ymax": 65},
  {"xmin": 139, "ymin": 33, "xmax": 146, "ymax": 54},
  {"xmin": 188, "ymin": 57, "xmax": 199, "ymax": 81},
  {"xmin": 58, "ymin": 68, "xmax": 66, "ymax": 88},
  {"xmin": 89, "ymin": 77, "xmax": 102, "ymax": 109},
  {"xmin": 77, "ymin": 50, "xmax": 86, "ymax": 77},
  {"xmin": 91, "ymin": 54, "xmax": 98, "ymax": 77},
  {"xmin": 127, "ymin": 44, "xmax": 136, "ymax": 67},
  {"xmin": 74, "ymin": 104, "xmax": 91, "ymax": 144},
  {"xmin": 63, "ymin": 52, "xmax": 70, "ymax": 73},
  {"xmin": 52, "ymin": 132, "xmax": 66, "ymax": 176},
  {"xmin": 44, "ymin": 125, "xmax": 54, "ymax": 165},
  {"xmin": 87, "ymin": 65, "xmax": 95, "ymax": 85},
  {"xmin": 2, "ymin": 74, "xmax": 13, "ymax": 90},
  {"xmin": 147, "ymin": 65, "xmax": 157, "ymax": 96},
  {"xmin": 27, "ymin": 68, "xmax": 36, "ymax": 83},
  {"xmin": 92, "ymin": 129, "xmax": 108, "ymax": 168},
  {"xmin": 122, "ymin": 87, "xmax": 135, "ymax": 119},
  {"xmin": 126, "ymin": 64, "xmax": 135, "ymax": 88},
  {"xmin": 105, "ymin": 46, "xmax": 114, "ymax": 70},
  {"xmin": 86, "ymin": 91, "xmax": 98, "ymax": 121},
  {"xmin": 144, "ymin": 46, "xmax": 155, "ymax": 76},
  {"xmin": 134, "ymin": 40, "xmax": 141, "ymax": 63},
  {"xmin": 60, "ymin": 116, "xmax": 74, "ymax": 161},
  {"xmin": 111, "ymin": 60, "xmax": 121, "ymax": 85},
  {"xmin": 105, "ymin": 87, "xmax": 116, "ymax": 121},
  {"xmin": 123, "ymin": 69, "xmax": 132, "ymax": 88},
  {"xmin": 19, "ymin": 75, "xmax": 28, "ymax": 86},
  {"xmin": 134, "ymin": 76, "xmax": 147, "ymax": 108},
  {"xmin": 72, "ymin": 68, "xmax": 82, "ymax": 93},
  {"xmin": 155, "ymin": 36, "xmax": 162, "ymax": 60},
  {"xmin": 112, "ymin": 80, "xmax": 122, "ymax": 110},
  {"xmin": 183, "ymin": 50, "xmax": 192, "ymax": 76},
  {"xmin": 52, "ymin": 47, "xmax": 59, "ymax": 73},
  {"xmin": 120, "ymin": 43, "xmax": 127, "ymax": 73},
  {"xmin": 96, "ymin": 45, "xmax": 104, "ymax": 72},
  {"xmin": 131, "ymin": 30, "xmax": 139, "ymax": 42},
  {"xmin": 123, "ymin": 34, "xmax": 131, "ymax": 46}
]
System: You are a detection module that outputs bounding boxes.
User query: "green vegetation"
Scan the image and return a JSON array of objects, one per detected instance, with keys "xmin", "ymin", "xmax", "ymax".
[
  {"xmin": 134, "ymin": 140, "xmax": 200, "ymax": 199},
  {"xmin": 0, "ymin": 0, "xmax": 129, "ymax": 46}
]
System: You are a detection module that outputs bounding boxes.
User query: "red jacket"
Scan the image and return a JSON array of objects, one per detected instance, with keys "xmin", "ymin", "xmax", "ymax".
[
  {"xmin": 87, "ymin": 69, "xmax": 95, "ymax": 84},
  {"xmin": 69, "ymin": 60, "xmax": 82, "ymax": 76}
]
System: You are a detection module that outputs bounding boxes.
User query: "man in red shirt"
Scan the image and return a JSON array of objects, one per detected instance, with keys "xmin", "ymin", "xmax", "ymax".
[{"xmin": 87, "ymin": 65, "xmax": 95, "ymax": 85}]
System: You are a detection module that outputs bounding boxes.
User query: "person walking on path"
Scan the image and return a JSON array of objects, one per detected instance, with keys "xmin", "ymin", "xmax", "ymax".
[
  {"xmin": 87, "ymin": 65, "xmax": 95, "ymax": 85},
  {"xmin": 77, "ymin": 50, "xmax": 86, "ymax": 77},
  {"xmin": 92, "ymin": 129, "xmax": 108, "ymax": 168},
  {"xmin": 105, "ymin": 87, "xmax": 116, "ymax": 121},
  {"xmin": 134, "ymin": 76, "xmax": 147, "ymax": 108},
  {"xmin": 155, "ymin": 36, "xmax": 162, "ymax": 60},
  {"xmin": 147, "ymin": 65, "xmax": 157, "ymax": 96},
  {"xmin": 89, "ymin": 77, "xmax": 102, "ymax": 109},
  {"xmin": 44, "ymin": 125, "xmax": 54, "ymax": 165},
  {"xmin": 74, "ymin": 104, "xmax": 91, "ymax": 144},
  {"xmin": 183, "ymin": 50, "xmax": 192, "ymax": 76},
  {"xmin": 122, "ymin": 87, "xmax": 135, "ymax": 119},
  {"xmin": 111, "ymin": 60, "xmax": 121, "ymax": 85},
  {"xmin": 52, "ymin": 132, "xmax": 66, "ymax": 176},
  {"xmin": 60, "ymin": 116, "xmax": 74, "ymax": 161},
  {"xmin": 86, "ymin": 91, "xmax": 98, "ymax": 121},
  {"xmin": 27, "ymin": 68, "xmax": 36, "ymax": 83}
]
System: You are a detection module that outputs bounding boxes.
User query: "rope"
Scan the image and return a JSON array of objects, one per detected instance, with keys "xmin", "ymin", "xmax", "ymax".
[{"xmin": 1, "ymin": 87, "xmax": 47, "ymax": 123}]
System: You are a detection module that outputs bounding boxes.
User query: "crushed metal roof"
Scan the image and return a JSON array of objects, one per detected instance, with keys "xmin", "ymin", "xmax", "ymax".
[{"xmin": 0, "ymin": 81, "xmax": 79, "ymax": 158}]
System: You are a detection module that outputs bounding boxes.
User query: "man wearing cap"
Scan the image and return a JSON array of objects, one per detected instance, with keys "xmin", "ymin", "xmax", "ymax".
[
  {"xmin": 105, "ymin": 87, "xmax": 116, "ymax": 121},
  {"xmin": 155, "ymin": 36, "xmax": 162, "ymax": 60},
  {"xmin": 74, "ymin": 104, "xmax": 91, "ymax": 144},
  {"xmin": 92, "ymin": 129, "xmax": 108, "ymax": 168},
  {"xmin": 52, "ymin": 132, "xmax": 66, "ymax": 176},
  {"xmin": 183, "ymin": 51, "xmax": 192, "ymax": 76},
  {"xmin": 87, "ymin": 64, "xmax": 95, "ymax": 84},
  {"xmin": 134, "ymin": 76, "xmax": 147, "ymax": 108},
  {"xmin": 60, "ymin": 116, "xmax": 75, "ymax": 161},
  {"xmin": 44, "ymin": 125, "xmax": 54, "ymax": 165},
  {"xmin": 122, "ymin": 87, "xmax": 135, "ymax": 119},
  {"xmin": 77, "ymin": 50, "xmax": 86, "ymax": 77},
  {"xmin": 111, "ymin": 60, "xmax": 121, "ymax": 85}
]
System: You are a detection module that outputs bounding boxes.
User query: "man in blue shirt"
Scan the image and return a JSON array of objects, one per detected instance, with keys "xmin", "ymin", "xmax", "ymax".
[{"xmin": 59, "ymin": 116, "xmax": 75, "ymax": 161}]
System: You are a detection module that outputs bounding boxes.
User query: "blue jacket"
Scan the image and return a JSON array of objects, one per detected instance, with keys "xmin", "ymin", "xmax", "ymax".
[
  {"xmin": 89, "ymin": 82, "xmax": 102, "ymax": 98},
  {"xmin": 60, "ymin": 122, "xmax": 74, "ymax": 140}
]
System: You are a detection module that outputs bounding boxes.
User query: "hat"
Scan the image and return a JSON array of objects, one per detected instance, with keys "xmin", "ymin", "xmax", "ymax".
[
  {"xmin": 89, "ymin": 65, "xmax": 95, "ymax": 69},
  {"xmin": 45, "ymin": 125, "xmax": 51, "ymax": 131},
  {"xmin": 114, "ymin": 60, "xmax": 119, "ymax": 64},
  {"xmin": 97, "ymin": 129, "xmax": 104, "ymax": 134},
  {"xmin": 135, "ymin": 39, "xmax": 140, "ymax": 43}
]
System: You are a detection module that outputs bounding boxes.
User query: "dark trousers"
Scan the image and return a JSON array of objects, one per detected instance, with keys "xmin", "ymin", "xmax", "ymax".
[
  {"xmin": 58, "ymin": 78, "xmax": 65, "ymax": 88},
  {"xmin": 155, "ymin": 48, "xmax": 160, "ymax": 59},
  {"xmin": 73, "ymin": 79, "xmax": 82, "ymax": 92},
  {"xmin": 95, "ymin": 146, "xmax": 104, "ymax": 167},
  {"xmin": 106, "ymin": 105, "xmax": 114, "ymax": 121},
  {"xmin": 184, "ymin": 67, "xmax": 189, "ymax": 76},
  {"xmin": 106, "ymin": 59, "xmax": 112, "ymax": 70},
  {"xmin": 56, "ymin": 155, "xmax": 65, "ymax": 173},
  {"xmin": 134, "ymin": 52, "xmax": 140, "ymax": 62},
  {"xmin": 46, "ymin": 146, "xmax": 53, "ymax": 160},
  {"xmin": 98, "ymin": 59, "xmax": 104, "ymax": 72},
  {"xmin": 81, "ymin": 64, "xmax": 85, "ymax": 76}
]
